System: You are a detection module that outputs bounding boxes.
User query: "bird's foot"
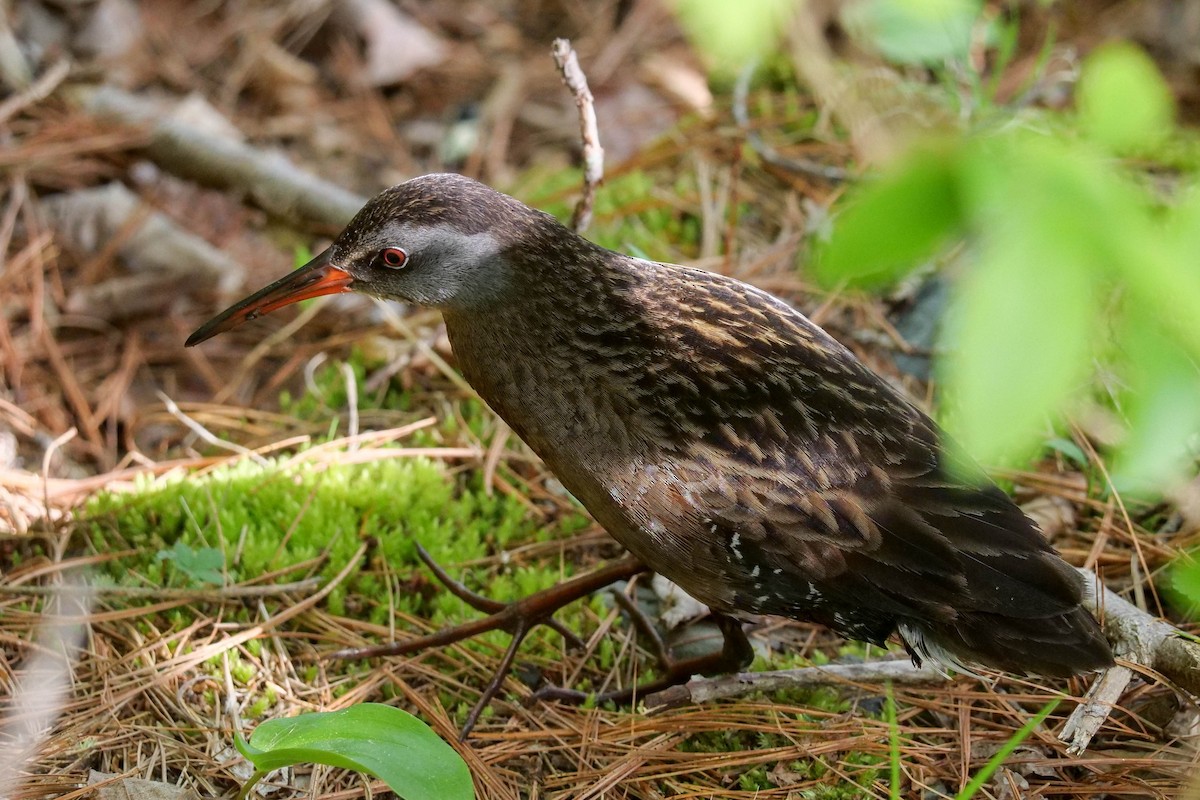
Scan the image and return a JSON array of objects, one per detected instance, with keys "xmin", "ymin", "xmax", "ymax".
[
  {"xmin": 328, "ymin": 544, "xmax": 646, "ymax": 738},
  {"xmin": 530, "ymin": 610, "xmax": 755, "ymax": 707}
]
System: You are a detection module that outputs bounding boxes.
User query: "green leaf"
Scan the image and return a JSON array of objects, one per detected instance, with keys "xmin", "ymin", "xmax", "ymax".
[
  {"xmin": 884, "ymin": 684, "xmax": 901, "ymax": 800},
  {"xmin": 1139, "ymin": 185, "xmax": 1200, "ymax": 361},
  {"xmin": 843, "ymin": 0, "xmax": 982, "ymax": 65},
  {"xmin": 817, "ymin": 147, "xmax": 962, "ymax": 287},
  {"xmin": 1044, "ymin": 436, "xmax": 1087, "ymax": 467},
  {"xmin": 1111, "ymin": 317, "xmax": 1200, "ymax": 494},
  {"xmin": 236, "ymin": 704, "xmax": 474, "ymax": 800},
  {"xmin": 156, "ymin": 541, "xmax": 224, "ymax": 586},
  {"xmin": 673, "ymin": 0, "xmax": 791, "ymax": 70},
  {"xmin": 1077, "ymin": 43, "xmax": 1174, "ymax": 153},
  {"xmin": 941, "ymin": 139, "xmax": 1100, "ymax": 465}
]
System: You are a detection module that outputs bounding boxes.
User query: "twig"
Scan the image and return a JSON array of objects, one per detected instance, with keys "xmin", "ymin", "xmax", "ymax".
[
  {"xmin": 157, "ymin": 390, "xmax": 270, "ymax": 466},
  {"xmin": 733, "ymin": 60, "xmax": 849, "ymax": 183},
  {"xmin": 1061, "ymin": 570, "xmax": 1200, "ymax": 755},
  {"xmin": 40, "ymin": 428, "xmax": 76, "ymax": 529},
  {"xmin": 75, "ymin": 86, "xmax": 366, "ymax": 229},
  {"xmin": 646, "ymin": 659, "xmax": 945, "ymax": 710},
  {"xmin": 551, "ymin": 38, "xmax": 603, "ymax": 234},
  {"xmin": 0, "ymin": 58, "xmax": 70, "ymax": 125},
  {"xmin": 340, "ymin": 362, "xmax": 359, "ymax": 443}
]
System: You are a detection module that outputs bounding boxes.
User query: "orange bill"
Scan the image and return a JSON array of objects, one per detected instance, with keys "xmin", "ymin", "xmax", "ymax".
[{"xmin": 185, "ymin": 249, "xmax": 353, "ymax": 347}]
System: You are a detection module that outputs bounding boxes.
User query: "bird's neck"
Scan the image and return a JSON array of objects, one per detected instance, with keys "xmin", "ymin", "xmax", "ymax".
[{"xmin": 441, "ymin": 248, "xmax": 658, "ymax": 469}]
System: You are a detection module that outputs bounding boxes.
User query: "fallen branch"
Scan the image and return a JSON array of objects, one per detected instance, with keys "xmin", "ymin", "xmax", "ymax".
[
  {"xmin": 647, "ymin": 659, "xmax": 945, "ymax": 710},
  {"xmin": 74, "ymin": 86, "xmax": 366, "ymax": 229},
  {"xmin": 42, "ymin": 182, "xmax": 246, "ymax": 317}
]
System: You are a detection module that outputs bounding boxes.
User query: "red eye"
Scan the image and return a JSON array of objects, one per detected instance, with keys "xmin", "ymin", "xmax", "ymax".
[{"xmin": 380, "ymin": 247, "xmax": 407, "ymax": 269}]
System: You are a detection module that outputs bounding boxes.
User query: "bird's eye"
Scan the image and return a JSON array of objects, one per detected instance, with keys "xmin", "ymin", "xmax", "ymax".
[{"xmin": 379, "ymin": 247, "xmax": 408, "ymax": 269}]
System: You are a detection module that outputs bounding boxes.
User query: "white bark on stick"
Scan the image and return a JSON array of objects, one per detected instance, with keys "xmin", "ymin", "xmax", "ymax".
[
  {"xmin": 1060, "ymin": 571, "xmax": 1200, "ymax": 754},
  {"xmin": 552, "ymin": 38, "xmax": 603, "ymax": 234}
]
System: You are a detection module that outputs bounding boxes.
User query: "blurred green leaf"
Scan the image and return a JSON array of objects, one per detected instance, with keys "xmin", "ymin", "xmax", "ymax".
[
  {"xmin": 843, "ymin": 0, "xmax": 982, "ymax": 65},
  {"xmin": 817, "ymin": 147, "xmax": 962, "ymax": 287},
  {"xmin": 1142, "ymin": 185, "xmax": 1200, "ymax": 360},
  {"xmin": 941, "ymin": 139, "xmax": 1101, "ymax": 464},
  {"xmin": 1077, "ymin": 43, "xmax": 1174, "ymax": 153},
  {"xmin": 236, "ymin": 704, "xmax": 473, "ymax": 800},
  {"xmin": 673, "ymin": 0, "xmax": 791, "ymax": 70},
  {"xmin": 1112, "ymin": 317, "xmax": 1200, "ymax": 492}
]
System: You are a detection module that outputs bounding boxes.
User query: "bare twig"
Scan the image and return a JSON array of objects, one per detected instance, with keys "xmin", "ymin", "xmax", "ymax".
[
  {"xmin": 552, "ymin": 38, "xmax": 603, "ymax": 234},
  {"xmin": 157, "ymin": 390, "xmax": 270, "ymax": 466}
]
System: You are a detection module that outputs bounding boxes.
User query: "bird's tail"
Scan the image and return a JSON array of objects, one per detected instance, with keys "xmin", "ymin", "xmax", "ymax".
[{"xmin": 899, "ymin": 602, "xmax": 1114, "ymax": 678}]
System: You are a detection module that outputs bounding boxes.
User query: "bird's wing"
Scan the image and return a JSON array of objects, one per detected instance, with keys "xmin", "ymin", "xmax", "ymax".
[{"xmin": 627, "ymin": 265, "xmax": 1084, "ymax": 642}]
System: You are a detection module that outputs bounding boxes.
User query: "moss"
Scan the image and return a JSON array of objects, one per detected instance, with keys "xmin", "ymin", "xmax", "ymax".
[{"xmin": 82, "ymin": 452, "xmax": 577, "ymax": 632}]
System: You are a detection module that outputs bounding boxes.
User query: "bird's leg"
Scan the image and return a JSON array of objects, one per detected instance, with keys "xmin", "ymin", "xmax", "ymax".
[
  {"xmin": 328, "ymin": 546, "xmax": 647, "ymax": 736},
  {"xmin": 531, "ymin": 611, "xmax": 755, "ymax": 706},
  {"xmin": 410, "ymin": 543, "xmax": 588, "ymax": 648},
  {"xmin": 330, "ymin": 546, "xmax": 645, "ymax": 661}
]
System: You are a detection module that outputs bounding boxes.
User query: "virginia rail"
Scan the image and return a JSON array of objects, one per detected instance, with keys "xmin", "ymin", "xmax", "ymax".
[{"xmin": 188, "ymin": 173, "xmax": 1113, "ymax": 732}]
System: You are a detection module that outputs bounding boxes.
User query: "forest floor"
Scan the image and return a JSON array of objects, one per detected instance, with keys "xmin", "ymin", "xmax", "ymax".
[{"xmin": 1, "ymin": 1, "xmax": 1198, "ymax": 798}]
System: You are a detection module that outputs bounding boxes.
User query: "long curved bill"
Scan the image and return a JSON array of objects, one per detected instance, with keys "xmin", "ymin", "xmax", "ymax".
[{"xmin": 185, "ymin": 249, "xmax": 353, "ymax": 347}]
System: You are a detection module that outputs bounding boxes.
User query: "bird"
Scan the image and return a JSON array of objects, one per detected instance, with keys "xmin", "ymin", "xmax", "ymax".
[{"xmin": 187, "ymin": 172, "xmax": 1114, "ymax": 680}]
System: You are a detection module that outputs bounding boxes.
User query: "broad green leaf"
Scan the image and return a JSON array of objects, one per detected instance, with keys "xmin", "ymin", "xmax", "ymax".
[
  {"xmin": 817, "ymin": 147, "xmax": 962, "ymax": 287},
  {"xmin": 1077, "ymin": 43, "xmax": 1174, "ymax": 153},
  {"xmin": 673, "ymin": 0, "xmax": 791, "ymax": 70},
  {"xmin": 1135, "ymin": 184, "xmax": 1200, "ymax": 361},
  {"xmin": 236, "ymin": 704, "xmax": 474, "ymax": 800},
  {"xmin": 842, "ymin": 0, "xmax": 982, "ymax": 65},
  {"xmin": 1111, "ymin": 317, "xmax": 1200, "ymax": 493},
  {"xmin": 941, "ymin": 139, "xmax": 1100, "ymax": 465}
]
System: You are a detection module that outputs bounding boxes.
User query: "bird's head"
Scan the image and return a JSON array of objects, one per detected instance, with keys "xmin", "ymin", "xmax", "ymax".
[{"xmin": 186, "ymin": 173, "xmax": 552, "ymax": 347}]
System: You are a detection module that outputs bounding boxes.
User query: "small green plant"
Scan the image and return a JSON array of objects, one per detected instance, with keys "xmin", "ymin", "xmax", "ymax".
[
  {"xmin": 156, "ymin": 541, "xmax": 224, "ymax": 586},
  {"xmin": 881, "ymin": 692, "xmax": 1060, "ymax": 798},
  {"xmin": 234, "ymin": 703, "xmax": 473, "ymax": 800},
  {"xmin": 955, "ymin": 699, "xmax": 1060, "ymax": 799},
  {"xmin": 884, "ymin": 684, "xmax": 900, "ymax": 800}
]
